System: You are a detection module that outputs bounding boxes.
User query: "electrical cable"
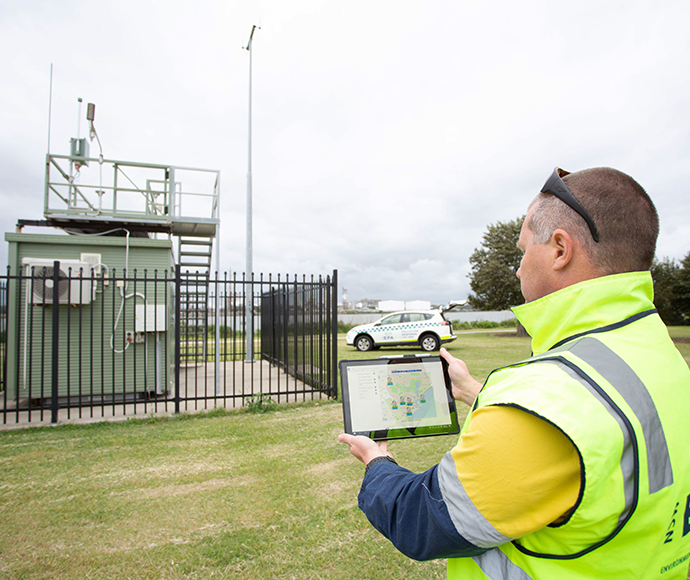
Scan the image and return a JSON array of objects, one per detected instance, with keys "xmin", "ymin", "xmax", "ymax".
[{"xmin": 63, "ymin": 227, "xmax": 148, "ymax": 353}]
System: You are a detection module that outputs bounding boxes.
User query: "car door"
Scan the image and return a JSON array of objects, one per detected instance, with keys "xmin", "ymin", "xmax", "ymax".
[
  {"xmin": 401, "ymin": 313, "xmax": 424, "ymax": 343},
  {"xmin": 378, "ymin": 313, "xmax": 403, "ymax": 344}
]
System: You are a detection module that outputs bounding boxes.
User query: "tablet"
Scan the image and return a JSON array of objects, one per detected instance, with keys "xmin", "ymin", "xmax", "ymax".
[{"xmin": 339, "ymin": 354, "xmax": 460, "ymax": 441}]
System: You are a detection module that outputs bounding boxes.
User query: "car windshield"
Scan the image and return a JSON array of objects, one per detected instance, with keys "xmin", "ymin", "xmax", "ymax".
[{"xmin": 380, "ymin": 314, "xmax": 402, "ymax": 325}]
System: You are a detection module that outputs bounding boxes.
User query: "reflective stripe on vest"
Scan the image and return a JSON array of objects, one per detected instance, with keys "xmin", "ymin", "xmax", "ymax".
[
  {"xmin": 544, "ymin": 358, "xmax": 636, "ymax": 530},
  {"xmin": 437, "ymin": 452, "xmax": 513, "ymax": 548},
  {"xmin": 472, "ymin": 550, "xmax": 535, "ymax": 580},
  {"xmin": 560, "ymin": 338, "xmax": 673, "ymax": 493}
]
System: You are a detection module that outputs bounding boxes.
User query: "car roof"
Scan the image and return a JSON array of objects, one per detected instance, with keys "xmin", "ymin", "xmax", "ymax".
[{"xmin": 381, "ymin": 310, "xmax": 439, "ymax": 315}]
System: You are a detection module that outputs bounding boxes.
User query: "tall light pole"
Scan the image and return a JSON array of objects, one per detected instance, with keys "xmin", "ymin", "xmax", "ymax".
[{"xmin": 244, "ymin": 25, "xmax": 259, "ymax": 362}]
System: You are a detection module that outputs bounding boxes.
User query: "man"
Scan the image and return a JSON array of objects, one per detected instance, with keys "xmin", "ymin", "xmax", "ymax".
[{"xmin": 339, "ymin": 167, "xmax": 690, "ymax": 579}]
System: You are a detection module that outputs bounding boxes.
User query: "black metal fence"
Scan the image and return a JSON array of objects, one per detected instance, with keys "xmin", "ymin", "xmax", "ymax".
[
  {"xmin": 0, "ymin": 264, "xmax": 338, "ymax": 427},
  {"xmin": 260, "ymin": 273, "xmax": 336, "ymax": 392}
]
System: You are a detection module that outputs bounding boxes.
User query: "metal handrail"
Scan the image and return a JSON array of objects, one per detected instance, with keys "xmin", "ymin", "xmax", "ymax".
[{"xmin": 44, "ymin": 153, "xmax": 220, "ymax": 226}]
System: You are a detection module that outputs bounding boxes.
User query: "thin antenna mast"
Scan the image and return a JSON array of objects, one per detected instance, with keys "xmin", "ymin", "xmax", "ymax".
[
  {"xmin": 76, "ymin": 97, "xmax": 83, "ymax": 139},
  {"xmin": 46, "ymin": 64, "xmax": 53, "ymax": 155}
]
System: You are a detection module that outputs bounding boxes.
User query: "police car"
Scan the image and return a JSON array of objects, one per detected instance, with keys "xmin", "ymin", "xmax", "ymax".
[{"xmin": 346, "ymin": 310, "xmax": 457, "ymax": 352}]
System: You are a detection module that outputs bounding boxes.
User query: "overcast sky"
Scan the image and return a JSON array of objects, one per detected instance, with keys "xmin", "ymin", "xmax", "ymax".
[{"xmin": 2, "ymin": 0, "xmax": 690, "ymax": 305}]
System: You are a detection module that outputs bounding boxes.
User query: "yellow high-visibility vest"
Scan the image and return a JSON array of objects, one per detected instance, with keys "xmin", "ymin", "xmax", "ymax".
[{"xmin": 447, "ymin": 272, "xmax": 690, "ymax": 579}]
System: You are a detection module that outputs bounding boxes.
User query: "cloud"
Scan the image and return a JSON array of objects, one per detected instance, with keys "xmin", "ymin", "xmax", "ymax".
[{"xmin": 2, "ymin": 0, "xmax": 690, "ymax": 305}]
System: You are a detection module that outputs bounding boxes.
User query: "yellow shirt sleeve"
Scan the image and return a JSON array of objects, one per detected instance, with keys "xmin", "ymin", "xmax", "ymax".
[{"xmin": 450, "ymin": 405, "xmax": 581, "ymax": 539}]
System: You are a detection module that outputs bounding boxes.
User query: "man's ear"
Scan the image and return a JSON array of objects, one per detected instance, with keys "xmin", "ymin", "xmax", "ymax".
[{"xmin": 551, "ymin": 229, "xmax": 573, "ymax": 271}]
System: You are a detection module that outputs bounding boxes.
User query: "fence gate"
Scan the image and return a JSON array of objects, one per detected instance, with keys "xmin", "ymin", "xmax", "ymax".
[{"xmin": 0, "ymin": 265, "xmax": 338, "ymax": 427}]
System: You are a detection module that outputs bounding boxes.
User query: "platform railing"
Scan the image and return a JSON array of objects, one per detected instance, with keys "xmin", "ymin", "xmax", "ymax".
[{"xmin": 44, "ymin": 154, "xmax": 219, "ymax": 229}]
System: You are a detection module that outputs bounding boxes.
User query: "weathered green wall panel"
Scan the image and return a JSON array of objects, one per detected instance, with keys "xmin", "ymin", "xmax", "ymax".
[{"xmin": 5, "ymin": 233, "xmax": 174, "ymax": 401}]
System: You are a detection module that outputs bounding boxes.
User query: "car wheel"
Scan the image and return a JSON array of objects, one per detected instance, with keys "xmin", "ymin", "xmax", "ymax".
[
  {"xmin": 420, "ymin": 334, "xmax": 440, "ymax": 352},
  {"xmin": 355, "ymin": 335, "xmax": 374, "ymax": 352}
]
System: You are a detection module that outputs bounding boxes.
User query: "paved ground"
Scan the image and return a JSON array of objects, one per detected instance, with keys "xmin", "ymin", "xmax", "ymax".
[{"xmin": 0, "ymin": 359, "xmax": 332, "ymax": 430}]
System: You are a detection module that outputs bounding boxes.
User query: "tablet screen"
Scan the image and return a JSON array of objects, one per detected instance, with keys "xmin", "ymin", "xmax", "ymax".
[{"xmin": 339, "ymin": 355, "xmax": 460, "ymax": 441}]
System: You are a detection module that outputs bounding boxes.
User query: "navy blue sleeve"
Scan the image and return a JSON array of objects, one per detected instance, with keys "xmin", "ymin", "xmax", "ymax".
[{"xmin": 357, "ymin": 460, "xmax": 489, "ymax": 561}]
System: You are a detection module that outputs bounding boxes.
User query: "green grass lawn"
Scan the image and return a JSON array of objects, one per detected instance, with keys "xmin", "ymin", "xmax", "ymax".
[
  {"xmin": 339, "ymin": 329, "xmax": 532, "ymax": 378},
  {"xmin": 0, "ymin": 328, "xmax": 688, "ymax": 579},
  {"xmin": 0, "ymin": 403, "xmax": 455, "ymax": 580}
]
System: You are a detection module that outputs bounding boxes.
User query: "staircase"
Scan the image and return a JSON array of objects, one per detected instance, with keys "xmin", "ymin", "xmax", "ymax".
[{"xmin": 178, "ymin": 237, "xmax": 214, "ymax": 364}]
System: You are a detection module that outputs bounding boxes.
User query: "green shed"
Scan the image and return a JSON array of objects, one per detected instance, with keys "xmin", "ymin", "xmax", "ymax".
[{"xmin": 5, "ymin": 232, "xmax": 175, "ymax": 404}]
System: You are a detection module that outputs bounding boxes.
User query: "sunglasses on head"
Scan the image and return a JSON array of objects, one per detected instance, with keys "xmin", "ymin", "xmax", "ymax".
[{"xmin": 540, "ymin": 167, "xmax": 600, "ymax": 243}]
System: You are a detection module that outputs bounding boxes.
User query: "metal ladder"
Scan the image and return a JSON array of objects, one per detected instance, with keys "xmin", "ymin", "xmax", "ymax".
[{"xmin": 177, "ymin": 237, "xmax": 214, "ymax": 363}]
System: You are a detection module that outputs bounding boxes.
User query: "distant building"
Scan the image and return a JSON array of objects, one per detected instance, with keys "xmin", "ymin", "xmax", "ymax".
[
  {"xmin": 355, "ymin": 298, "xmax": 380, "ymax": 311},
  {"xmin": 377, "ymin": 300, "xmax": 404, "ymax": 312},
  {"xmin": 377, "ymin": 300, "xmax": 432, "ymax": 312},
  {"xmin": 404, "ymin": 300, "xmax": 432, "ymax": 311}
]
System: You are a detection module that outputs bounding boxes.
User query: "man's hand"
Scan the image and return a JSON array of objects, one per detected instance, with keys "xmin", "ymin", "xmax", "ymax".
[
  {"xmin": 338, "ymin": 434, "xmax": 392, "ymax": 465},
  {"xmin": 440, "ymin": 347, "xmax": 482, "ymax": 406}
]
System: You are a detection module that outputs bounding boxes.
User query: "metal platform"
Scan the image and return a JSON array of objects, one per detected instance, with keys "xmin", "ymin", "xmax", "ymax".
[{"xmin": 43, "ymin": 153, "xmax": 220, "ymax": 238}]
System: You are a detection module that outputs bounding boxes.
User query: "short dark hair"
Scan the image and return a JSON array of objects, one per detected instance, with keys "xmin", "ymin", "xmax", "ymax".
[{"xmin": 527, "ymin": 167, "xmax": 659, "ymax": 273}]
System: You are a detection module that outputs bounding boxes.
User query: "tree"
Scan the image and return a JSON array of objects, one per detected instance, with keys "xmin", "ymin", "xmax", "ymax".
[
  {"xmin": 650, "ymin": 257, "xmax": 683, "ymax": 325},
  {"xmin": 674, "ymin": 252, "xmax": 690, "ymax": 323},
  {"xmin": 468, "ymin": 216, "xmax": 525, "ymax": 311}
]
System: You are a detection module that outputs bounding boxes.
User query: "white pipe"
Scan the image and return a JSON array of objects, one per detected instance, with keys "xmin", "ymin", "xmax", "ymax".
[
  {"xmin": 22, "ymin": 271, "xmax": 30, "ymax": 390},
  {"xmin": 214, "ymin": 173, "xmax": 221, "ymax": 395}
]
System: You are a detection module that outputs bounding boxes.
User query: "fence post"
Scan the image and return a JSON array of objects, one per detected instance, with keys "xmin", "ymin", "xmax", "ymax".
[
  {"xmin": 174, "ymin": 264, "xmax": 181, "ymax": 414},
  {"xmin": 331, "ymin": 269, "xmax": 338, "ymax": 399},
  {"xmin": 51, "ymin": 261, "xmax": 60, "ymax": 423},
  {"xmin": 1, "ymin": 273, "xmax": 7, "ymax": 419}
]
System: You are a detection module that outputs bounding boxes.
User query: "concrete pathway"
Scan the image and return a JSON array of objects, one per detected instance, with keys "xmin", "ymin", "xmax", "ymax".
[{"xmin": 0, "ymin": 359, "xmax": 331, "ymax": 430}]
